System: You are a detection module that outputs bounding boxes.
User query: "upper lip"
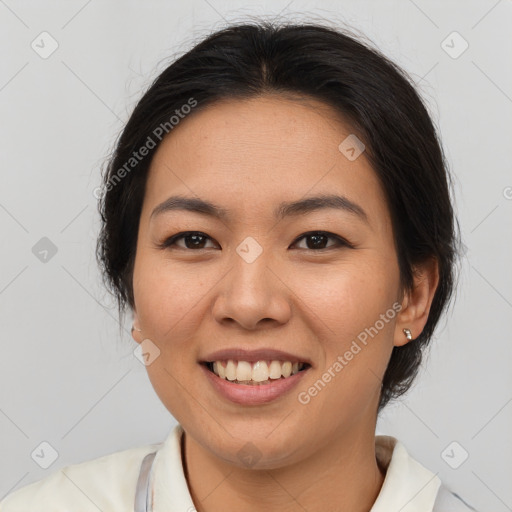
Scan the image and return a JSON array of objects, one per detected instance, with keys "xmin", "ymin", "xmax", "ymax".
[{"xmin": 201, "ymin": 348, "xmax": 312, "ymax": 365}]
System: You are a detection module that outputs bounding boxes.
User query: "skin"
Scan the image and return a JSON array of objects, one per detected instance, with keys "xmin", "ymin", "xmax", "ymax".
[{"xmin": 131, "ymin": 94, "xmax": 439, "ymax": 512}]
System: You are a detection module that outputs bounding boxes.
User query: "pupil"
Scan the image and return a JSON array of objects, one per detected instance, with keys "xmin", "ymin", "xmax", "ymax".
[
  {"xmin": 187, "ymin": 234, "xmax": 205, "ymax": 249},
  {"xmin": 308, "ymin": 234, "xmax": 326, "ymax": 249}
]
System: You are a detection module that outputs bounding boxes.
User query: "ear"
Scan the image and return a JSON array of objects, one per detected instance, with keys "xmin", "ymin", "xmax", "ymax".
[
  {"xmin": 394, "ymin": 256, "xmax": 440, "ymax": 347},
  {"xmin": 131, "ymin": 310, "xmax": 142, "ymax": 344}
]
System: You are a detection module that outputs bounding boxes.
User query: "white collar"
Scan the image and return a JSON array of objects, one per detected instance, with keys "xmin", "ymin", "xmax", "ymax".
[
  {"xmin": 148, "ymin": 424, "xmax": 441, "ymax": 511},
  {"xmin": 371, "ymin": 435, "xmax": 441, "ymax": 510}
]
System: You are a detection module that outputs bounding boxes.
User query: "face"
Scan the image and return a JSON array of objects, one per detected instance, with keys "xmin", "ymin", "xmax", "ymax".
[{"xmin": 131, "ymin": 95, "xmax": 407, "ymax": 468}]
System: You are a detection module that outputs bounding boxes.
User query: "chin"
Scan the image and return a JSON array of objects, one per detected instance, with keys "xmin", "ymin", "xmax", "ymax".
[{"xmin": 200, "ymin": 423, "xmax": 308, "ymax": 469}]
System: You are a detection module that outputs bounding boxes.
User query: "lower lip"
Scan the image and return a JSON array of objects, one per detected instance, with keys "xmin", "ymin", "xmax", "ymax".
[{"xmin": 201, "ymin": 364, "xmax": 309, "ymax": 405}]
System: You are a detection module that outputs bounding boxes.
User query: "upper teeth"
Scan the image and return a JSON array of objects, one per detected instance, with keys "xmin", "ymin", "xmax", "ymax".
[{"xmin": 212, "ymin": 360, "xmax": 304, "ymax": 382}]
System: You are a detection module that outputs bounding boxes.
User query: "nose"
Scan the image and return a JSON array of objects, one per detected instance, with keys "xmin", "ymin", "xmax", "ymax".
[{"xmin": 211, "ymin": 248, "xmax": 292, "ymax": 331}]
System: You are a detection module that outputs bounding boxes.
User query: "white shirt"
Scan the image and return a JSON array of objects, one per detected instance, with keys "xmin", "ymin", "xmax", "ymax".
[{"xmin": 0, "ymin": 424, "xmax": 478, "ymax": 511}]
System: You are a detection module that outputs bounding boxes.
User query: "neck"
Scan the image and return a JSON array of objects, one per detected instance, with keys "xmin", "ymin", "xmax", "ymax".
[{"xmin": 182, "ymin": 424, "xmax": 385, "ymax": 512}]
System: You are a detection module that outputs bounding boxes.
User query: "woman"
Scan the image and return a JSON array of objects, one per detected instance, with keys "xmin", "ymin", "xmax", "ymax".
[{"xmin": 0, "ymin": 20, "xmax": 477, "ymax": 512}]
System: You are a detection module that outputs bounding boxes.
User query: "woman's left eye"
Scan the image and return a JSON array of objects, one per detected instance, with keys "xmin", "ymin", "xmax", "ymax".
[{"xmin": 292, "ymin": 231, "xmax": 350, "ymax": 250}]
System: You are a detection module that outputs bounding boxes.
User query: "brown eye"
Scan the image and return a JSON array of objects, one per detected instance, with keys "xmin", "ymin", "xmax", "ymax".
[
  {"xmin": 292, "ymin": 231, "xmax": 350, "ymax": 250},
  {"xmin": 160, "ymin": 232, "xmax": 218, "ymax": 250}
]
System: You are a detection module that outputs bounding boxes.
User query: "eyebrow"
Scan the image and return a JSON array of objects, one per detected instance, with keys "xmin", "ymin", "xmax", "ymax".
[{"xmin": 150, "ymin": 194, "xmax": 369, "ymax": 225}]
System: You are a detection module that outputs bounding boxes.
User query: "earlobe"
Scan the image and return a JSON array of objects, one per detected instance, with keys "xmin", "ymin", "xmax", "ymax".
[
  {"xmin": 394, "ymin": 324, "xmax": 414, "ymax": 347},
  {"xmin": 131, "ymin": 311, "xmax": 142, "ymax": 343},
  {"xmin": 394, "ymin": 257, "xmax": 440, "ymax": 347}
]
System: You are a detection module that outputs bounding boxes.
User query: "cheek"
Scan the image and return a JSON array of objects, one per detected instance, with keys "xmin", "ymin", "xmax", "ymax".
[
  {"xmin": 132, "ymin": 253, "xmax": 210, "ymax": 344},
  {"xmin": 132, "ymin": 255, "xmax": 208, "ymax": 419},
  {"xmin": 292, "ymin": 258, "xmax": 398, "ymax": 343},
  {"xmin": 290, "ymin": 259, "xmax": 398, "ymax": 407}
]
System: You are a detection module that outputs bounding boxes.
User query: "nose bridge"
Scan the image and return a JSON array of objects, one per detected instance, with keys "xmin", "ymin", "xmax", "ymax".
[
  {"xmin": 230, "ymin": 235, "xmax": 275, "ymax": 303},
  {"xmin": 212, "ymin": 235, "xmax": 291, "ymax": 328}
]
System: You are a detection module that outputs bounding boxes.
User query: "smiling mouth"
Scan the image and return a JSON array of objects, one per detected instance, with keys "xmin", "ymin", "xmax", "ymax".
[{"xmin": 203, "ymin": 360, "xmax": 310, "ymax": 386}]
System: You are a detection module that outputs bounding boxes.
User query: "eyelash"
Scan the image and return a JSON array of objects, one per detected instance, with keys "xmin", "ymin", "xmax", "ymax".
[{"xmin": 157, "ymin": 231, "xmax": 353, "ymax": 251}]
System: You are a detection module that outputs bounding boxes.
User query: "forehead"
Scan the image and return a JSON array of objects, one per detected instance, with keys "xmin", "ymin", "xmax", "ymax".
[{"xmin": 143, "ymin": 95, "xmax": 391, "ymax": 234}]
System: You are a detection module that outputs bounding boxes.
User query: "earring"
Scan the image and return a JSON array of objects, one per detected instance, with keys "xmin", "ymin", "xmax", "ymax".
[
  {"xmin": 403, "ymin": 328, "xmax": 412, "ymax": 341},
  {"xmin": 131, "ymin": 325, "xmax": 142, "ymax": 334}
]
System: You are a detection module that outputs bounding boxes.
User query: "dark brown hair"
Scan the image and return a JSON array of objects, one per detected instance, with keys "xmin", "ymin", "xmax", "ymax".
[{"xmin": 97, "ymin": 21, "xmax": 462, "ymax": 411}]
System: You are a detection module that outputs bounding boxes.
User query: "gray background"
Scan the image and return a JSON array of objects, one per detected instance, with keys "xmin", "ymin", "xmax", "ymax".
[{"xmin": 1, "ymin": 1, "xmax": 511, "ymax": 510}]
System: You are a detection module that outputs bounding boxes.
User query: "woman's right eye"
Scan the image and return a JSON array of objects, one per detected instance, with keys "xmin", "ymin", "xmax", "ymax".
[{"xmin": 159, "ymin": 231, "xmax": 219, "ymax": 250}]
